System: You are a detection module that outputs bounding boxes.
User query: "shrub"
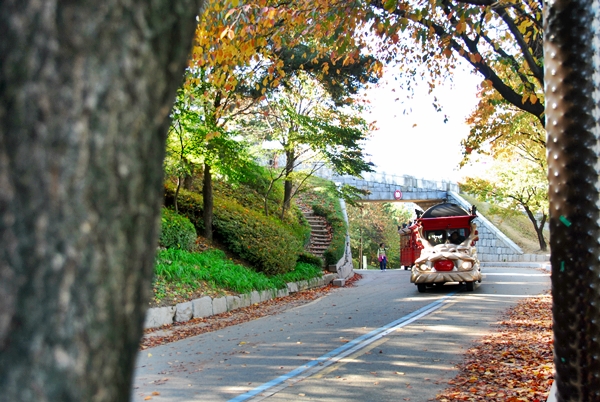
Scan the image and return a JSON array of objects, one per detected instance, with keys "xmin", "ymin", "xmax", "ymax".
[
  {"xmin": 159, "ymin": 207, "xmax": 197, "ymax": 251},
  {"xmin": 164, "ymin": 183, "xmax": 304, "ymax": 275},
  {"xmin": 213, "ymin": 198, "xmax": 303, "ymax": 275},
  {"xmin": 164, "ymin": 183, "xmax": 205, "ymax": 232},
  {"xmin": 311, "ymin": 186, "xmax": 348, "ymax": 266},
  {"xmin": 297, "ymin": 251, "xmax": 324, "ymax": 268},
  {"xmin": 323, "ymin": 216, "xmax": 346, "ymax": 266}
]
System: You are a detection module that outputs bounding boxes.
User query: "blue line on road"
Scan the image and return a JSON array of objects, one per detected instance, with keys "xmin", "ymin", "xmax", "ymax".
[{"xmin": 228, "ymin": 292, "xmax": 457, "ymax": 402}]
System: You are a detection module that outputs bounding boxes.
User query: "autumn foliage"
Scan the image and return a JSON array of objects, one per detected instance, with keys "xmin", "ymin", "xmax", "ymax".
[{"xmin": 437, "ymin": 293, "xmax": 553, "ymax": 401}]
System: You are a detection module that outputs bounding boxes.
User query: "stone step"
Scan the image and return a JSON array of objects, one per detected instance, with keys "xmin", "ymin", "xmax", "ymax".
[{"xmin": 309, "ymin": 244, "xmax": 330, "ymax": 250}]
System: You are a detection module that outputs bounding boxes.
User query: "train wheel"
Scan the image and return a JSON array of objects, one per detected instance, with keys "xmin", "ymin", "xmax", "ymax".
[
  {"xmin": 417, "ymin": 284, "xmax": 426, "ymax": 293},
  {"xmin": 465, "ymin": 281, "xmax": 474, "ymax": 291}
]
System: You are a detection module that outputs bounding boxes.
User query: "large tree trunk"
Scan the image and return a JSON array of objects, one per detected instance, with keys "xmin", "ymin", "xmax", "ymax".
[
  {"xmin": 523, "ymin": 207, "xmax": 547, "ymax": 251},
  {"xmin": 203, "ymin": 162, "xmax": 213, "ymax": 240},
  {"xmin": 545, "ymin": 3, "xmax": 600, "ymax": 400},
  {"xmin": 281, "ymin": 148, "xmax": 296, "ymax": 219},
  {"xmin": 0, "ymin": 1, "xmax": 202, "ymax": 401}
]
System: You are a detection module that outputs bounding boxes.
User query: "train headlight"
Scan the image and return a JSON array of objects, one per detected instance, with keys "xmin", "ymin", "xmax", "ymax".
[{"xmin": 461, "ymin": 261, "xmax": 472, "ymax": 270}]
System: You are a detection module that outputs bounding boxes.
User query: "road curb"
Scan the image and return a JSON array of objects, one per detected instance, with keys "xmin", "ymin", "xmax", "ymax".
[{"xmin": 144, "ymin": 273, "xmax": 336, "ymax": 329}]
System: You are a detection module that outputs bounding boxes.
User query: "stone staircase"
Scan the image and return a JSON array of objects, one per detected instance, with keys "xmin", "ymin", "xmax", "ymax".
[{"xmin": 297, "ymin": 203, "xmax": 332, "ymax": 260}]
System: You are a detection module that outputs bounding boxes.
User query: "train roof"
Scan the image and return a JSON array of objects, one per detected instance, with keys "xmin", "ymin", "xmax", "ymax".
[{"xmin": 421, "ymin": 203, "xmax": 470, "ymax": 218}]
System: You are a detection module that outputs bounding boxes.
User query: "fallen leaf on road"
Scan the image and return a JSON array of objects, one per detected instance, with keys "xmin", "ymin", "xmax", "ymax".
[
  {"xmin": 436, "ymin": 292, "xmax": 553, "ymax": 401},
  {"xmin": 140, "ymin": 285, "xmax": 336, "ymax": 349}
]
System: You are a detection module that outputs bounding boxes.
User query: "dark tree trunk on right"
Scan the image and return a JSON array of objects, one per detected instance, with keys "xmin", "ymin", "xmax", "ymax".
[{"xmin": 545, "ymin": 3, "xmax": 600, "ymax": 400}]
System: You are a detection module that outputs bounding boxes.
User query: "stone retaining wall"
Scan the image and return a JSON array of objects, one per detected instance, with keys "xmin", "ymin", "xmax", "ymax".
[
  {"xmin": 144, "ymin": 273, "xmax": 336, "ymax": 329},
  {"xmin": 334, "ymin": 198, "xmax": 354, "ymax": 280},
  {"xmin": 448, "ymin": 191, "xmax": 549, "ymax": 264}
]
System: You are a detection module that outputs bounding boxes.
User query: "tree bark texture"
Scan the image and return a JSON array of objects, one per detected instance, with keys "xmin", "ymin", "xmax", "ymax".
[
  {"xmin": 545, "ymin": 2, "xmax": 600, "ymax": 400},
  {"xmin": 203, "ymin": 162, "xmax": 213, "ymax": 240},
  {"xmin": 282, "ymin": 148, "xmax": 295, "ymax": 219},
  {"xmin": 524, "ymin": 207, "xmax": 547, "ymax": 251},
  {"xmin": 0, "ymin": 1, "xmax": 203, "ymax": 401}
]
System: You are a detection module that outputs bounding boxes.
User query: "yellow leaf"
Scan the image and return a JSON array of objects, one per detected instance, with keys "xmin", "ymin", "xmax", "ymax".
[
  {"xmin": 206, "ymin": 131, "xmax": 220, "ymax": 140},
  {"xmin": 224, "ymin": 8, "xmax": 236, "ymax": 20},
  {"xmin": 530, "ymin": 94, "xmax": 538, "ymax": 104},
  {"xmin": 219, "ymin": 27, "xmax": 229, "ymax": 40}
]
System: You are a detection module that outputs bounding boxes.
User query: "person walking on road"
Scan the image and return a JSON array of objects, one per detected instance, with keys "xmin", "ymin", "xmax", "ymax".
[{"xmin": 378, "ymin": 243, "xmax": 388, "ymax": 271}]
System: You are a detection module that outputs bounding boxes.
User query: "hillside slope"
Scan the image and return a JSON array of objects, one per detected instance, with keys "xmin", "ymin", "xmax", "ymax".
[{"xmin": 459, "ymin": 193, "xmax": 549, "ymax": 254}]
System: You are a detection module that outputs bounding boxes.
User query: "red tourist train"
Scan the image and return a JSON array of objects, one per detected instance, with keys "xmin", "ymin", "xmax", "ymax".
[{"xmin": 399, "ymin": 202, "xmax": 482, "ymax": 292}]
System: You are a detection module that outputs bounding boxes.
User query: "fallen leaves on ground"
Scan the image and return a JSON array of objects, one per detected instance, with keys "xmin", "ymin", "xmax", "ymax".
[
  {"xmin": 436, "ymin": 293, "xmax": 553, "ymax": 402},
  {"xmin": 141, "ymin": 274, "xmax": 361, "ymax": 349}
]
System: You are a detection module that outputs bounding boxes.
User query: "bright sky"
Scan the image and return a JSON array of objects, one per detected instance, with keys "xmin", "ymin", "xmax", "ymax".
[{"xmin": 361, "ymin": 65, "xmax": 482, "ymax": 183}]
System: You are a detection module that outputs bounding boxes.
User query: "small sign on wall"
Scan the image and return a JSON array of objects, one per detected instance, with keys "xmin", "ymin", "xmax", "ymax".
[{"xmin": 394, "ymin": 189, "xmax": 403, "ymax": 200}]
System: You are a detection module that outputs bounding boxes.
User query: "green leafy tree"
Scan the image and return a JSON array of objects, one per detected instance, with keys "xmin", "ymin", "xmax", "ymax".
[
  {"xmin": 239, "ymin": 71, "xmax": 375, "ymax": 218},
  {"xmin": 169, "ymin": 68, "xmax": 252, "ymax": 239},
  {"xmin": 460, "ymin": 158, "xmax": 548, "ymax": 251},
  {"xmin": 347, "ymin": 202, "xmax": 412, "ymax": 268}
]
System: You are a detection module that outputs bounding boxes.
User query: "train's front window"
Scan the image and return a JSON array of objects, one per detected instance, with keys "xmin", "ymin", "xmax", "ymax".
[{"xmin": 426, "ymin": 231, "xmax": 446, "ymax": 245}]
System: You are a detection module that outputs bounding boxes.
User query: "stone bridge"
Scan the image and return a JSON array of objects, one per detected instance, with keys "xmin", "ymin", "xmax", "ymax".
[
  {"xmin": 315, "ymin": 167, "xmax": 549, "ymax": 266},
  {"xmin": 316, "ymin": 168, "xmax": 458, "ymax": 210}
]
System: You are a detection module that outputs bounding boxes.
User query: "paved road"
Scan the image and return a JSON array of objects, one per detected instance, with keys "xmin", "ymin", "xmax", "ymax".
[{"xmin": 132, "ymin": 267, "xmax": 550, "ymax": 401}]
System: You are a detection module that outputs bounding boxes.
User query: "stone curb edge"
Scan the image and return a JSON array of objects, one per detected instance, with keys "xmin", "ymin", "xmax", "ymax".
[{"xmin": 144, "ymin": 273, "xmax": 337, "ymax": 329}]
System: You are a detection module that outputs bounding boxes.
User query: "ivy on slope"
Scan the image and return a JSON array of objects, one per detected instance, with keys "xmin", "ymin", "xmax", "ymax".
[{"xmin": 164, "ymin": 182, "xmax": 304, "ymax": 275}]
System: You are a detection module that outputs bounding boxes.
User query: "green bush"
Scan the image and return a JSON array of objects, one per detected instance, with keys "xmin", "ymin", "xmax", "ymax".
[
  {"xmin": 213, "ymin": 198, "xmax": 303, "ymax": 275},
  {"xmin": 164, "ymin": 183, "xmax": 205, "ymax": 232},
  {"xmin": 297, "ymin": 251, "xmax": 324, "ymax": 268},
  {"xmin": 311, "ymin": 186, "xmax": 347, "ymax": 266},
  {"xmin": 164, "ymin": 183, "xmax": 304, "ymax": 275},
  {"xmin": 159, "ymin": 207, "xmax": 197, "ymax": 251},
  {"xmin": 323, "ymin": 216, "xmax": 346, "ymax": 266}
]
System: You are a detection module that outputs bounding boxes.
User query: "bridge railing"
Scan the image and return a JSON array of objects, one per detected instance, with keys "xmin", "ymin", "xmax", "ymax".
[{"xmin": 310, "ymin": 164, "xmax": 459, "ymax": 192}]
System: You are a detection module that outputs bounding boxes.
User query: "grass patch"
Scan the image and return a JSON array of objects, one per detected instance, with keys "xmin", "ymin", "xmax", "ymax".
[
  {"xmin": 153, "ymin": 248, "xmax": 323, "ymax": 304},
  {"xmin": 460, "ymin": 192, "xmax": 549, "ymax": 253}
]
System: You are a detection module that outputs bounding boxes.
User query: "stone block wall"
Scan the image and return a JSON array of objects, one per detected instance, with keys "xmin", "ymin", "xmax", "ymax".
[
  {"xmin": 332, "ymin": 199, "xmax": 355, "ymax": 280},
  {"xmin": 448, "ymin": 192, "xmax": 549, "ymax": 264},
  {"xmin": 144, "ymin": 274, "xmax": 336, "ymax": 329}
]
